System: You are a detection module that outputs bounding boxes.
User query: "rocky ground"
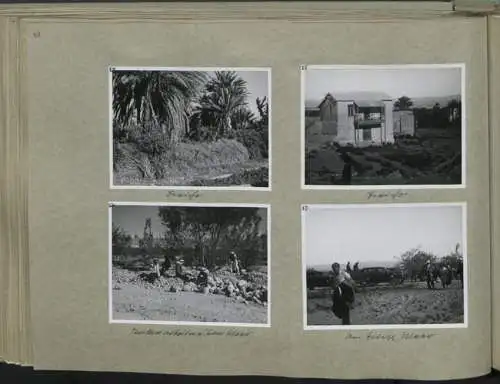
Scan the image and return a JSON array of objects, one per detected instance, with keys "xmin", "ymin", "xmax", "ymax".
[
  {"xmin": 307, "ymin": 280, "xmax": 464, "ymax": 326},
  {"xmin": 112, "ymin": 266, "xmax": 268, "ymax": 324}
]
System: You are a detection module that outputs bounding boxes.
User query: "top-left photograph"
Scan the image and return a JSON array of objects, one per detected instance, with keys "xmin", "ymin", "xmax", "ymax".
[{"xmin": 110, "ymin": 67, "xmax": 271, "ymax": 190}]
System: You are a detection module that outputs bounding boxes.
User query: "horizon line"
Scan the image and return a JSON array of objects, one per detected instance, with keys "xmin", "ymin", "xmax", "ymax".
[{"xmin": 305, "ymin": 93, "xmax": 461, "ymax": 100}]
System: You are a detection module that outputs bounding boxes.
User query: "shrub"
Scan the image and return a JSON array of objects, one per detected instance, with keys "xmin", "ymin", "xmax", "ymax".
[
  {"xmin": 174, "ymin": 139, "xmax": 250, "ymax": 171},
  {"xmin": 113, "ymin": 123, "xmax": 130, "ymax": 143},
  {"xmin": 116, "ymin": 136, "xmax": 252, "ymax": 182},
  {"xmin": 112, "ymin": 121, "xmax": 172, "ymax": 179},
  {"xmin": 232, "ymin": 123, "xmax": 269, "ymax": 160}
]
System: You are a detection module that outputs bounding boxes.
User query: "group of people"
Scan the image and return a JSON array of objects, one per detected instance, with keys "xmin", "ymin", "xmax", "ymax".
[
  {"xmin": 150, "ymin": 250, "xmax": 242, "ymax": 280},
  {"xmin": 424, "ymin": 259, "xmax": 463, "ymax": 289},
  {"xmin": 345, "ymin": 261, "xmax": 360, "ymax": 274}
]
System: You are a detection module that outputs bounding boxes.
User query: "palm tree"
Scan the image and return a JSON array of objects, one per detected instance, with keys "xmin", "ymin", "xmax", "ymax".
[
  {"xmin": 394, "ymin": 96, "xmax": 413, "ymax": 110},
  {"xmin": 256, "ymin": 96, "xmax": 269, "ymax": 123},
  {"xmin": 231, "ymin": 106, "xmax": 256, "ymax": 131},
  {"xmin": 112, "ymin": 70, "xmax": 208, "ymax": 146},
  {"xmin": 200, "ymin": 71, "xmax": 250, "ymax": 139}
]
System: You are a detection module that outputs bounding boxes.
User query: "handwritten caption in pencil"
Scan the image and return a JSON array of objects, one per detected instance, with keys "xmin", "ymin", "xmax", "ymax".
[
  {"xmin": 367, "ymin": 190, "xmax": 409, "ymax": 200},
  {"xmin": 165, "ymin": 191, "xmax": 202, "ymax": 200},
  {"xmin": 130, "ymin": 328, "xmax": 253, "ymax": 338},
  {"xmin": 345, "ymin": 331, "xmax": 437, "ymax": 342}
]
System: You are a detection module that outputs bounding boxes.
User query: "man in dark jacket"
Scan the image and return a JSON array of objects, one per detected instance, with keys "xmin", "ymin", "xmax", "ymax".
[
  {"xmin": 346, "ymin": 262, "xmax": 352, "ymax": 274},
  {"xmin": 353, "ymin": 262, "xmax": 359, "ymax": 272},
  {"xmin": 160, "ymin": 254, "xmax": 171, "ymax": 276}
]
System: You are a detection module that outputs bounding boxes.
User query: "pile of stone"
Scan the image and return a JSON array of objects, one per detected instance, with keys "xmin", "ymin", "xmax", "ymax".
[
  {"xmin": 221, "ymin": 279, "xmax": 268, "ymax": 305},
  {"xmin": 112, "ymin": 267, "xmax": 145, "ymax": 285},
  {"xmin": 113, "ymin": 265, "xmax": 268, "ymax": 306},
  {"xmin": 169, "ymin": 267, "xmax": 269, "ymax": 306}
]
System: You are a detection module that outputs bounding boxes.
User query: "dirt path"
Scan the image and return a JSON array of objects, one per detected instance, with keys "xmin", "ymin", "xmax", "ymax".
[
  {"xmin": 307, "ymin": 282, "xmax": 464, "ymax": 326},
  {"xmin": 305, "ymin": 120, "xmax": 346, "ymax": 182},
  {"xmin": 112, "ymin": 283, "xmax": 268, "ymax": 324}
]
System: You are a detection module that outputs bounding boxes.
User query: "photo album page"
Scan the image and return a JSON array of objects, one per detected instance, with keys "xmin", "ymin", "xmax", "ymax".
[
  {"xmin": 490, "ymin": 13, "xmax": 500, "ymax": 373},
  {"xmin": 16, "ymin": 2, "xmax": 492, "ymax": 380}
]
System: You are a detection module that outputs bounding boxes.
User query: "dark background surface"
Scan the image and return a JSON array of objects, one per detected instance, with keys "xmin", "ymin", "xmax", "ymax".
[
  {"xmin": 1, "ymin": 363, "xmax": 499, "ymax": 383},
  {"xmin": 0, "ymin": 0, "xmax": 454, "ymax": 3}
]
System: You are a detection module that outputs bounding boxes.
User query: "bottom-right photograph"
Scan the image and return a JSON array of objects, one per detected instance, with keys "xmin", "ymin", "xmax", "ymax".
[{"xmin": 302, "ymin": 202, "xmax": 467, "ymax": 330}]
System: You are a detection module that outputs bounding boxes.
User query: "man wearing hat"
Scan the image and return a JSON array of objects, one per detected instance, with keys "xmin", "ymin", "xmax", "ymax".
[
  {"xmin": 175, "ymin": 257, "xmax": 185, "ymax": 279},
  {"xmin": 229, "ymin": 251, "xmax": 240, "ymax": 275}
]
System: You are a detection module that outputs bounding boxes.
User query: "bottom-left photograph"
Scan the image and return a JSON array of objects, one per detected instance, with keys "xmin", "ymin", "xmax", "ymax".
[{"xmin": 109, "ymin": 202, "xmax": 270, "ymax": 327}]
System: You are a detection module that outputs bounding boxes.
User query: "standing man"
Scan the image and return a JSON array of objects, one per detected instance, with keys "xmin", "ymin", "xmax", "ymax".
[
  {"xmin": 330, "ymin": 262, "xmax": 356, "ymax": 325},
  {"xmin": 341, "ymin": 157, "xmax": 352, "ymax": 185},
  {"xmin": 353, "ymin": 262, "xmax": 359, "ymax": 272},
  {"xmin": 229, "ymin": 251, "xmax": 241, "ymax": 275},
  {"xmin": 152, "ymin": 257, "xmax": 161, "ymax": 279},
  {"xmin": 425, "ymin": 260, "xmax": 435, "ymax": 289},
  {"xmin": 457, "ymin": 258, "xmax": 464, "ymax": 288},
  {"xmin": 346, "ymin": 261, "xmax": 352, "ymax": 274},
  {"xmin": 175, "ymin": 257, "xmax": 185, "ymax": 279}
]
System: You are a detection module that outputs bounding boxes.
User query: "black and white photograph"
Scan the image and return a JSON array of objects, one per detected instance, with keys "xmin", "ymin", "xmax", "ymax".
[
  {"xmin": 111, "ymin": 67, "xmax": 271, "ymax": 189},
  {"xmin": 109, "ymin": 202, "xmax": 270, "ymax": 326},
  {"xmin": 302, "ymin": 203, "xmax": 466, "ymax": 329},
  {"xmin": 302, "ymin": 64, "xmax": 464, "ymax": 188}
]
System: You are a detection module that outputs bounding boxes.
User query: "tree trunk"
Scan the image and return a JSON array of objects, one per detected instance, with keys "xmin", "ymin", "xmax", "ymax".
[
  {"xmin": 135, "ymin": 98, "xmax": 142, "ymax": 124},
  {"xmin": 201, "ymin": 246, "xmax": 206, "ymax": 267},
  {"xmin": 225, "ymin": 115, "xmax": 232, "ymax": 136},
  {"xmin": 219, "ymin": 114, "xmax": 232, "ymax": 139}
]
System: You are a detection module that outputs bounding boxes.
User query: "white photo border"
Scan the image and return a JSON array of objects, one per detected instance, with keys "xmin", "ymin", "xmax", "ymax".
[
  {"xmin": 109, "ymin": 66, "xmax": 272, "ymax": 191},
  {"xmin": 108, "ymin": 201, "xmax": 272, "ymax": 328},
  {"xmin": 301, "ymin": 202, "xmax": 468, "ymax": 331},
  {"xmin": 300, "ymin": 63, "xmax": 466, "ymax": 190}
]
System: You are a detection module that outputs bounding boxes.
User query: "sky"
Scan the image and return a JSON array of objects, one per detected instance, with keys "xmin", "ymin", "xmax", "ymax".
[
  {"xmin": 113, "ymin": 206, "xmax": 165, "ymax": 238},
  {"xmin": 207, "ymin": 70, "xmax": 269, "ymax": 116},
  {"xmin": 112, "ymin": 205, "xmax": 268, "ymax": 238},
  {"xmin": 305, "ymin": 67, "xmax": 462, "ymax": 101},
  {"xmin": 304, "ymin": 204, "xmax": 464, "ymax": 267}
]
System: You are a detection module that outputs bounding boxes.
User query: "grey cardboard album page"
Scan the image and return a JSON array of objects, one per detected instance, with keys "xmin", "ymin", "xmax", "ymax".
[
  {"xmin": 22, "ymin": 3, "xmax": 490, "ymax": 380},
  {"xmin": 0, "ymin": 16, "xmax": 32, "ymax": 366},
  {"xmin": 490, "ymin": 14, "xmax": 500, "ymax": 371}
]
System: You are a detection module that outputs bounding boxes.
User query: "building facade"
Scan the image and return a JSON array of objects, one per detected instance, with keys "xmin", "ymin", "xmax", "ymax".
[{"xmin": 306, "ymin": 91, "xmax": 397, "ymax": 147}]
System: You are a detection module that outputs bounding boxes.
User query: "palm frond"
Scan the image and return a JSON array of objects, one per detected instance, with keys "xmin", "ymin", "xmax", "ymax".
[
  {"xmin": 112, "ymin": 70, "xmax": 209, "ymax": 145},
  {"xmin": 199, "ymin": 71, "xmax": 250, "ymax": 138}
]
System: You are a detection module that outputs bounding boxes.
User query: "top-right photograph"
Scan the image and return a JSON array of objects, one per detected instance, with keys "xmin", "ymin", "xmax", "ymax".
[{"xmin": 302, "ymin": 64, "xmax": 465, "ymax": 189}]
